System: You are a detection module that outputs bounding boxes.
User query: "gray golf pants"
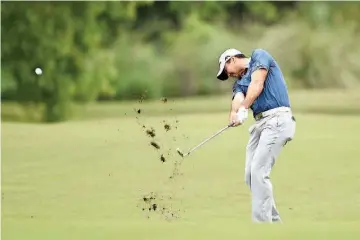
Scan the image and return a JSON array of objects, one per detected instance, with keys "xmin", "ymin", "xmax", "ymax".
[{"xmin": 245, "ymin": 107, "xmax": 296, "ymax": 223}]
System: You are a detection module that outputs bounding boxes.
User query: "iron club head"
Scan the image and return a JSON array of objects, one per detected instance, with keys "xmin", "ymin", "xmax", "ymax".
[{"xmin": 176, "ymin": 148, "xmax": 187, "ymax": 157}]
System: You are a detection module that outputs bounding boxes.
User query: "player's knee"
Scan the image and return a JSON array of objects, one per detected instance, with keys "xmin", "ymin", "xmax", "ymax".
[
  {"xmin": 250, "ymin": 169, "xmax": 261, "ymax": 183},
  {"xmin": 250, "ymin": 164, "xmax": 267, "ymax": 183}
]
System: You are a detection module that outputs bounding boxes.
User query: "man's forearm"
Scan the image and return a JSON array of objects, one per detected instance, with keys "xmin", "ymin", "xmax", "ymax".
[
  {"xmin": 241, "ymin": 69, "xmax": 267, "ymax": 109},
  {"xmin": 231, "ymin": 92, "xmax": 244, "ymax": 113},
  {"xmin": 241, "ymin": 82, "xmax": 263, "ymax": 109}
]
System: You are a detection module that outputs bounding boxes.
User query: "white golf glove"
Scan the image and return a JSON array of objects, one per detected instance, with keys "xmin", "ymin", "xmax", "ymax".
[{"xmin": 236, "ymin": 106, "xmax": 248, "ymax": 124}]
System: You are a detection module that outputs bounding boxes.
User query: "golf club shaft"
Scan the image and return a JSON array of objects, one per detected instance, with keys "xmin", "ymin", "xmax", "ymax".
[{"xmin": 186, "ymin": 124, "xmax": 232, "ymax": 155}]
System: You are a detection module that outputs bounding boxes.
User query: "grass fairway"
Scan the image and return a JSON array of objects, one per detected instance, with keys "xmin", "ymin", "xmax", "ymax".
[{"xmin": 2, "ymin": 106, "xmax": 360, "ymax": 239}]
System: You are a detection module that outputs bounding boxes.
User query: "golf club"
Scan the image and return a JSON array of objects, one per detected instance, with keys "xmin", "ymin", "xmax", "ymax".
[{"xmin": 176, "ymin": 123, "xmax": 233, "ymax": 158}]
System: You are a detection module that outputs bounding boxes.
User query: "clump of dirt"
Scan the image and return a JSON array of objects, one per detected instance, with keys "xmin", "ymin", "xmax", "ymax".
[
  {"xmin": 134, "ymin": 97, "xmax": 187, "ymax": 221},
  {"xmin": 138, "ymin": 90, "xmax": 148, "ymax": 103},
  {"xmin": 146, "ymin": 128, "xmax": 156, "ymax": 138},
  {"xmin": 160, "ymin": 154, "xmax": 166, "ymax": 162},
  {"xmin": 138, "ymin": 192, "xmax": 180, "ymax": 221},
  {"xmin": 164, "ymin": 124, "xmax": 171, "ymax": 132},
  {"xmin": 174, "ymin": 120, "xmax": 180, "ymax": 130},
  {"xmin": 169, "ymin": 159, "xmax": 183, "ymax": 179},
  {"xmin": 152, "ymin": 203, "xmax": 157, "ymax": 211},
  {"xmin": 150, "ymin": 141, "xmax": 160, "ymax": 149},
  {"xmin": 143, "ymin": 194, "xmax": 156, "ymax": 203}
]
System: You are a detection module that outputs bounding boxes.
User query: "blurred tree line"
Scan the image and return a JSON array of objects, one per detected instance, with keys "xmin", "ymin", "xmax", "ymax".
[{"xmin": 1, "ymin": 1, "xmax": 360, "ymax": 122}]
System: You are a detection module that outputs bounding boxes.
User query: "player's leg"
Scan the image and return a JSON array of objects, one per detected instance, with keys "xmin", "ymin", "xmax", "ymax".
[
  {"xmin": 272, "ymin": 113, "xmax": 296, "ymax": 223},
  {"xmin": 245, "ymin": 124, "xmax": 260, "ymax": 189},
  {"xmin": 250, "ymin": 112, "xmax": 296, "ymax": 223},
  {"xmin": 245, "ymin": 122, "xmax": 282, "ymax": 222},
  {"xmin": 244, "ymin": 121, "xmax": 282, "ymax": 222}
]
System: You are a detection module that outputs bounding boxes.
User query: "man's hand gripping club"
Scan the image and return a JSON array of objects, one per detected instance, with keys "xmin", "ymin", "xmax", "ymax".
[
  {"xmin": 229, "ymin": 69, "xmax": 268, "ymax": 127},
  {"xmin": 229, "ymin": 92, "xmax": 248, "ymax": 127}
]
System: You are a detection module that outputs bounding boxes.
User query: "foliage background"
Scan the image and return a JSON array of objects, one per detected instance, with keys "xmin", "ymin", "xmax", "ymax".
[{"xmin": 2, "ymin": 1, "xmax": 360, "ymax": 122}]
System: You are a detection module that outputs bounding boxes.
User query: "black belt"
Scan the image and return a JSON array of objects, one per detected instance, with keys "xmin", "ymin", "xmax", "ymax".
[
  {"xmin": 254, "ymin": 113, "xmax": 263, "ymax": 121},
  {"xmin": 254, "ymin": 111, "xmax": 296, "ymax": 122}
]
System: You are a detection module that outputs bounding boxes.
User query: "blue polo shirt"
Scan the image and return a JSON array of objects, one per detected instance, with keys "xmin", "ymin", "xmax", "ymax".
[{"xmin": 232, "ymin": 49, "xmax": 291, "ymax": 117}]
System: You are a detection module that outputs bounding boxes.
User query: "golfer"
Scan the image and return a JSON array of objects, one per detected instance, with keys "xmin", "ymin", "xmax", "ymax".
[{"xmin": 216, "ymin": 48, "xmax": 296, "ymax": 223}]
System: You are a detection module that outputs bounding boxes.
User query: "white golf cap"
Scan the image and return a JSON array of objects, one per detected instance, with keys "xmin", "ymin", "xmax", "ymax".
[{"xmin": 216, "ymin": 48, "xmax": 243, "ymax": 80}]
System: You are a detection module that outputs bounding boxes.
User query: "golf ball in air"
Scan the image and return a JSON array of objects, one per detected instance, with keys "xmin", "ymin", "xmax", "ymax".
[{"xmin": 35, "ymin": 68, "xmax": 42, "ymax": 75}]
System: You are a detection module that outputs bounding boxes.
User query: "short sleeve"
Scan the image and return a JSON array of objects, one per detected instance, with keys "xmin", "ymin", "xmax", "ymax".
[{"xmin": 251, "ymin": 49, "xmax": 273, "ymax": 73}]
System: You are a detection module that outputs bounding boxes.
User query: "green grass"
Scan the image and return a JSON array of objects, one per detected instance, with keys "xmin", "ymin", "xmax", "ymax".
[
  {"xmin": 2, "ymin": 98, "xmax": 360, "ymax": 239},
  {"xmin": 76, "ymin": 89, "xmax": 360, "ymax": 120},
  {"xmin": 2, "ymin": 89, "xmax": 360, "ymax": 122}
]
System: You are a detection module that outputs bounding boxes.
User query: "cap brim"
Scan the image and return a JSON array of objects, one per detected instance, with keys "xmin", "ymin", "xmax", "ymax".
[{"xmin": 216, "ymin": 61, "xmax": 228, "ymax": 81}]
